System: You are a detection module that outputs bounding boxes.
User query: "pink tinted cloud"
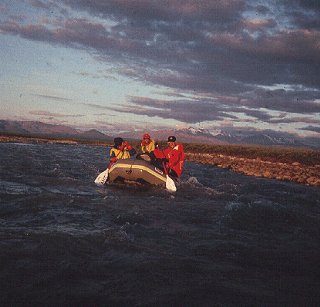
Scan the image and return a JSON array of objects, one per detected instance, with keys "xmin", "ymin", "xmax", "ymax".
[{"xmin": 29, "ymin": 111, "xmax": 84, "ymax": 117}]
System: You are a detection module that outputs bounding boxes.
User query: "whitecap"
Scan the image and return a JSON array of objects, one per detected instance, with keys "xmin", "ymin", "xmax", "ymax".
[
  {"xmin": 185, "ymin": 176, "xmax": 202, "ymax": 186},
  {"xmin": 178, "ymin": 176, "xmax": 219, "ymax": 197}
]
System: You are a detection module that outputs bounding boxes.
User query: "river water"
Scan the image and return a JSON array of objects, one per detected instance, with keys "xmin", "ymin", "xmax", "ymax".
[{"xmin": 1, "ymin": 143, "xmax": 320, "ymax": 306}]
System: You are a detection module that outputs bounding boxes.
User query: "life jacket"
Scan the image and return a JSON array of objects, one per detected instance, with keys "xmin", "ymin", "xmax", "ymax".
[
  {"xmin": 141, "ymin": 139, "xmax": 155, "ymax": 153},
  {"xmin": 109, "ymin": 147, "xmax": 131, "ymax": 160},
  {"xmin": 153, "ymin": 147, "xmax": 166, "ymax": 159},
  {"xmin": 163, "ymin": 144, "xmax": 185, "ymax": 177}
]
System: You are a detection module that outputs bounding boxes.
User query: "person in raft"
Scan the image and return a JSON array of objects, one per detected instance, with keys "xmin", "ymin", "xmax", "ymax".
[
  {"xmin": 137, "ymin": 133, "xmax": 158, "ymax": 162},
  {"xmin": 140, "ymin": 133, "xmax": 156, "ymax": 154},
  {"xmin": 160, "ymin": 136, "xmax": 185, "ymax": 178},
  {"xmin": 109, "ymin": 137, "xmax": 136, "ymax": 164}
]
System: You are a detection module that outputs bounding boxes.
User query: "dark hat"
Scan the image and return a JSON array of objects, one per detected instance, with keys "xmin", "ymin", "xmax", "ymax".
[
  {"xmin": 167, "ymin": 136, "xmax": 176, "ymax": 142},
  {"xmin": 114, "ymin": 137, "xmax": 124, "ymax": 147}
]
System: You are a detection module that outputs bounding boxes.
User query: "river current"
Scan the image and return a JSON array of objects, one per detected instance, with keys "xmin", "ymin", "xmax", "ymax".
[{"xmin": 1, "ymin": 143, "xmax": 320, "ymax": 306}]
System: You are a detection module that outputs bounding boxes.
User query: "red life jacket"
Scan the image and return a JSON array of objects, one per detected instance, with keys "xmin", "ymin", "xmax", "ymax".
[
  {"xmin": 163, "ymin": 144, "xmax": 185, "ymax": 177},
  {"xmin": 153, "ymin": 147, "xmax": 166, "ymax": 159}
]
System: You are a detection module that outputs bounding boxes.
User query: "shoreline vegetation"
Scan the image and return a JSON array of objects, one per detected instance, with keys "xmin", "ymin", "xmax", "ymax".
[{"xmin": 1, "ymin": 134, "xmax": 319, "ymax": 187}]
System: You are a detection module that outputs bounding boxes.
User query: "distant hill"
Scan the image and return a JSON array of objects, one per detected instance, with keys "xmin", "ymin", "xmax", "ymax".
[
  {"xmin": 215, "ymin": 129, "xmax": 319, "ymax": 148},
  {"xmin": 0, "ymin": 120, "xmax": 30, "ymax": 135},
  {"xmin": 120, "ymin": 127, "xmax": 227, "ymax": 145},
  {"xmin": 119, "ymin": 126, "xmax": 319, "ymax": 148},
  {"xmin": 0, "ymin": 120, "xmax": 113, "ymax": 142},
  {"xmin": 1, "ymin": 120, "xmax": 319, "ymax": 148},
  {"xmin": 21, "ymin": 120, "xmax": 79, "ymax": 136},
  {"xmin": 79, "ymin": 129, "xmax": 109, "ymax": 140}
]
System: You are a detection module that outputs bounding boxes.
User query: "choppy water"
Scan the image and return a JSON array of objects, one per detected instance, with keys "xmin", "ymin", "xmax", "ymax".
[{"xmin": 1, "ymin": 143, "xmax": 320, "ymax": 306}]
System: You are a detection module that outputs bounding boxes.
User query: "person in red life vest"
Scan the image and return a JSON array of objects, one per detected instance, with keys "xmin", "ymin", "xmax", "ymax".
[
  {"xmin": 109, "ymin": 137, "xmax": 136, "ymax": 164},
  {"xmin": 163, "ymin": 136, "xmax": 185, "ymax": 178}
]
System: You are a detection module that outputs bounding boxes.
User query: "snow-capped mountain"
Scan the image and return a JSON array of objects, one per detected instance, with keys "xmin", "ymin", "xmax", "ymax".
[
  {"xmin": 1, "ymin": 120, "xmax": 319, "ymax": 148},
  {"xmin": 119, "ymin": 127, "xmax": 226, "ymax": 144},
  {"xmin": 214, "ymin": 129, "xmax": 318, "ymax": 147},
  {"xmin": 117, "ymin": 125, "xmax": 319, "ymax": 148},
  {"xmin": 180, "ymin": 127, "xmax": 214, "ymax": 137}
]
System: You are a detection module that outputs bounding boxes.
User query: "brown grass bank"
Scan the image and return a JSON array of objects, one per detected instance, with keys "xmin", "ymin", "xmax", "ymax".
[{"xmin": 183, "ymin": 144, "xmax": 320, "ymax": 187}]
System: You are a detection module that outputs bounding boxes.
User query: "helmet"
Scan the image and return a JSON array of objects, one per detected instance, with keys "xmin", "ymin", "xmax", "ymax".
[
  {"xmin": 167, "ymin": 136, "xmax": 176, "ymax": 142},
  {"xmin": 143, "ymin": 133, "xmax": 151, "ymax": 139},
  {"xmin": 114, "ymin": 137, "xmax": 124, "ymax": 147}
]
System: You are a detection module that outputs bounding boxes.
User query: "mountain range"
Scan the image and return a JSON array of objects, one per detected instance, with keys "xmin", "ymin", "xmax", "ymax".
[
  {"xmin": 0, "ymin": 120, "xmax": 113, "ymax": 142},
  {"xmin": 0, "ymin": 120, "xmax": 319, "ymax": 148}
]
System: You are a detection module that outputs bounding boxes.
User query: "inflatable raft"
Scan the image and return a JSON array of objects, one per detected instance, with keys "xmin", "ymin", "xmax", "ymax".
[{"xmin": 108, "ymin": 158, "xmax": 167, "ymax": 186}]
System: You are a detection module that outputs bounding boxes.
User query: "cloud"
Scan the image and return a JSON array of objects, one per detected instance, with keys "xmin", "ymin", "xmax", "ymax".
[
  {"xmin": 281, "ymin": 0, "xmax": 320, "ymax": 12},
  {"xmin": 85, "ymin": 90, "xmax": 318, "ymax": 124},
  {"xmin": 0, "ymin": 4, "xmax": 8, "ymax": 13},
  {"xmin": 101, "ymin": 96, "xmax": 276, "ymax": 124},
  {"xmin": 300, "ymin": 125, "xmax": 320, "ymax": 133},
  {"xmin": 32, "ymin": 94, "xmax": 73, "ymax": 102},
  {"xmin": 61, "ymin": 0, "xmax": 245, "ymax": 24},
  {"xmin": 83, "ymin": 102, "xmax": 112, "ymax": 110},
  {"xmin": 28, "ymin": 0, "xmax": 52, "ymax": 10},
  {"xmin": 270, "ymin": 116, "xmax": 320, "ymax": 124},
  {"xmin": 73, "ymin": 70, "xmax": 118, "ymax": 80},
  {"xmin": 29, "ymin": 110, "xmax": 84, "ymax": 117},
  {"xmin": 239, "ymin": 18, "xmax": 277, "ymax": 31},
  {"xmin": 276, "ymin": 1, "xmax": 320, "ymax": 31},
  {"xmin": 28, "ymin": 0, "xmax": 69, "ymax": 16},
  {"xmin": 1, "ymin": 0, "xmax": 319, "ymax": 134},
  {"xmin": 242, "ymin": 88, "xmax": 320, "ymax": 114},
  {"xmin": 1, "ymin": 4, "xmax": 319, "ymax": 93},
  {"xmin": 104, "ymin": 97, "xmax": 221, "ymax": 123}
]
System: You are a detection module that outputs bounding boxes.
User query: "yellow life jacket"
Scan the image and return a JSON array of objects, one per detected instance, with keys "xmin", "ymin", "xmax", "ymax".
[
  {"xmin": 141, "ymin": 139, "xmax": 155, "ymax": 153},
  {"xmin": 110, "ymin": 147, "xmax": 131, "ymax": 160}
]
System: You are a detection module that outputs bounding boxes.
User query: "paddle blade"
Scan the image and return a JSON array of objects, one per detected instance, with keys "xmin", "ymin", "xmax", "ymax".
[
  {"xmin": 166, "ymin": 175, "xmax": 177, "ymax": 192},
  {"xmin": 94, "ymin": 168, "xmax": 109, "ymax": 186}
]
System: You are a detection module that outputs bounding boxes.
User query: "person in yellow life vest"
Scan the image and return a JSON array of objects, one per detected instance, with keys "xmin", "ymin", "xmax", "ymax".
[
  {"xmin": 137, "ymin": 133, "xmax": 158, "ymax": 163},
  {"xmin": 140, "ymin": 133, "xmax": 155, "ymax": 154},
  {"xmin": 109, "ymin": 137, "xmax": 136, "ymax": 164}
]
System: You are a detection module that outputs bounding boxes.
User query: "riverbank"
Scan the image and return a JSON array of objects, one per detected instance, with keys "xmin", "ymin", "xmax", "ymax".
[
  {"xmin": 186, "ymin": 152, "xmax": 320, "ymax": 187},
  {"xmin": 0, "ymin": 135, "xmax": 110, "ymax": 146}
]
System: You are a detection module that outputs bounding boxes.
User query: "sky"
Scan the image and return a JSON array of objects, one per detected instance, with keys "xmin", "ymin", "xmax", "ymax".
[{"xmin": 0, "ymin": 0, "xmax": 320, "ymax": 137}]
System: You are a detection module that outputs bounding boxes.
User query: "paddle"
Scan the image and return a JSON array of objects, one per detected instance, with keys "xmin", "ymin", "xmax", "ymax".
[
  {"xmin": 95, "ymin": 143, "xmax": 125, "ymax": 186},
  {"xmin": 94, "ymin": 142, "xmax": 135, "ymax": 186},
  {"xmin": 162, "ymin": 161, "xmax": 177, "ymax": 192},
  {"xmin": 94, "ymin": 168, "xmax": 109, "ymax": 186}
]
